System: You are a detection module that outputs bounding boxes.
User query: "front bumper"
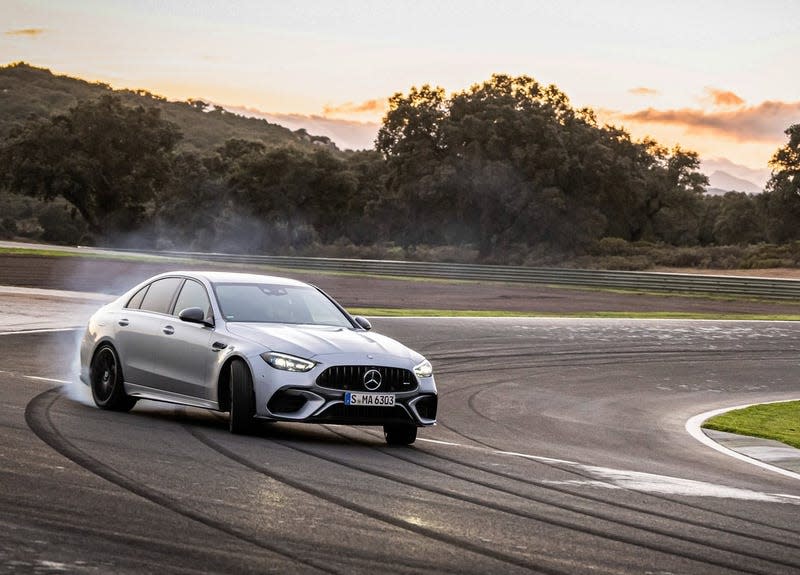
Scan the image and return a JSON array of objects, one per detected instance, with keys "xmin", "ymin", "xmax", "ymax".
[
  {"xmin": 260, "ymin": 386, "xmax": 438, "ymax": 426},
  {"xmin": 249, "ymin": 354, "xmax": 438, "ymax": 427}
]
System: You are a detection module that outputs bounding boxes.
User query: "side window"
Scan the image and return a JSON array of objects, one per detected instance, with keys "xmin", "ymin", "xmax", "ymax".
[
  {"xmin": 125, "ymin": 285, "xmax": 149, "ymax": 309},
  {"xmin": 139, "ymin": 277, "xmax": 182, "ymax": 314},
  {"xmin": 173, "ymin": 280, "xmax": 212, "ymax": 318}
]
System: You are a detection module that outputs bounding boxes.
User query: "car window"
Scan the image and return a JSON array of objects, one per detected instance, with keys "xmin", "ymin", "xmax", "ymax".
[
  {"xmin": 125, "ymin": 285, "xmax": 149, "ymax": 309},
  {"xmin": 213, "ymin": 283, "xmax": 351, "ymax": 327},
  {"xmin": 298, "ymin": 290, "xmax": 351, "ymax": 326},
  {"xmin": 138, "ymin": 277, "xmax": 182, "ymax": 314},
  {"xmin": 173, "ymin": 279, "xmax": 212, "ymax": 319}
]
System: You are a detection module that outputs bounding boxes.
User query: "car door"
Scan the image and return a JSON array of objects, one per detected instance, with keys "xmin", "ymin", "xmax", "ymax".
[
  {"xmin": 114, "ymin": 277, "xmax": 183, "ymax": 388},
  {"xmin": 150, "ymin": 278, "xmax": 216, "ymax": 400}
]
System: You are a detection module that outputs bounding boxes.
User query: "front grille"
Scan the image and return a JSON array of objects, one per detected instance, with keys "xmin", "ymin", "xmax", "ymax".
[
  {"xmin": 268, "ymin": 391, "xmax": 308, "ymax": 414},
  {"xmin": 312, "ymin": 403, "xmax": 413, "ymax": 425},
  {"xmin": 316, "ymin": 366, "xmax": 417, "ymax": 393}
]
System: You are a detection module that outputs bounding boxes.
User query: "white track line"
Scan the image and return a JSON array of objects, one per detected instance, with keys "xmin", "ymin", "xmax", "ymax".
[
  {"xmin": 686, "ymin": 400, "xmax": 800, "ymax": 482},
  {"xmin": 24, "ymin": 375, "xmax": 71, "ymax": 384}
]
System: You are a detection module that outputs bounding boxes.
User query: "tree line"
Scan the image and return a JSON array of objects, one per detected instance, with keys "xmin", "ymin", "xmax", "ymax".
[{"xmin": 1, "ymin": 75, "xmax": 798, "ymax": 265}]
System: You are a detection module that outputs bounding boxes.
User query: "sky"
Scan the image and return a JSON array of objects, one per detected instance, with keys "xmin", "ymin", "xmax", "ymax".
[{"xmin": 3, "ymin": 0, "xmax": 799, "ymax": 187}]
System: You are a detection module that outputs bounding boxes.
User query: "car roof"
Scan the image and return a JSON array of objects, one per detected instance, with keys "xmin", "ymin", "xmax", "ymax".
[{"xmin": 160, "ymin": 271, "xmax": 311, "ymax": 287}]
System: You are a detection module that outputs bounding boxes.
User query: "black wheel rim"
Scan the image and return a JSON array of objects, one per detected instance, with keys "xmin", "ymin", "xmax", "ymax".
[{"xmin": 92, "ymin": 348, "xmax": 117, "ymax": 403}]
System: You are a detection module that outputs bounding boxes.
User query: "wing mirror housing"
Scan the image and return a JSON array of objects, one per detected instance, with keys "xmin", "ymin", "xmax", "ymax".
[
  {"xmin": 353, "ymin": 315, "xmax": 372, "ymax": 331},
  {"xmin": 179, "ymin": 307, "xmax": 214, "ymax": 327}
]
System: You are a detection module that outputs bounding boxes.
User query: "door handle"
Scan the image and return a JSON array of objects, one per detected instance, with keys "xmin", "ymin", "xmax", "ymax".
[
  {"xmin": 162, "ymin": 325, "xmax": 175, "ymax": 335},
  {"xmin": 211, "ymin": 341, "xmax": 227, "ymax": 352},
  {"xmin": 118, "ymin": 319, "xmax": 129, "ymax": 327}
]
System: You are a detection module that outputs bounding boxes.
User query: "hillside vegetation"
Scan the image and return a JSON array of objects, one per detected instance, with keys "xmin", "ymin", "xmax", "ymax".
[
  {"xmin": 1, "ymin": 64, "xmax": 799, "ymax": 269},
  {"xmin": 0, "ymin": 63, "xmax": 335, "ymax": 153}
]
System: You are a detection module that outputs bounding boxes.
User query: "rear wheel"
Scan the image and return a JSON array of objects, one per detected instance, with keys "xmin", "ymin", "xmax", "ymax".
[
  {"xmin": 384, "ymin": 424, "xmax": 417, "ymax": 446},
  {"xmin": 90, "ymin": 344, "xmax": 137, "ymax": 412},
  {"xmin": 229, "ymin": 360, "xmax": 256, "ymax": 434}
]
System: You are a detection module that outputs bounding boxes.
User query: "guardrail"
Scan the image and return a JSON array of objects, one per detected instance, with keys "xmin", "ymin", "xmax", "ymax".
[{"xmin": 99, "ymin": 248, "xmax": 800, "ymax": 300}]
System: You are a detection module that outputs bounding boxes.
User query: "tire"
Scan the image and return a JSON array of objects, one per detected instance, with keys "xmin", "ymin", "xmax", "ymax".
[
  {"xmin": 90, "ymin": 344, "xmax": 137, "ymax": 412},
  {"xmin": 229, "ymin": 359, "xmax": 256, "ymax": 435},
  {"xmin": 384, "ymin": 424, "xmax": 417, "ymax": 446}
]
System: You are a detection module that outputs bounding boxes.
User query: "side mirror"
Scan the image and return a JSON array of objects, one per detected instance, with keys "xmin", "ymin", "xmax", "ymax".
[
  {"xmin": 179, "ymin": 307, "xmax": 213, "ymax": 327},
  {"xmin": 353, "ymin": 315, "xmax": 372, "ymax": 331}
]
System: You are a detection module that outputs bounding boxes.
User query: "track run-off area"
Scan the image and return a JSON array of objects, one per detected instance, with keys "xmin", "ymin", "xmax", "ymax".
[{"xmin": 2, "ymin": 287, "xmax": 800, "ymax": 574}]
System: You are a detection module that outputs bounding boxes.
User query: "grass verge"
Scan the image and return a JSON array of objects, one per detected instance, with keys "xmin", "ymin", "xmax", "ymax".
[
  {"xmin": 347, "ymin": 307, "xmax": 800, "ymax": 320},
  {"xmin": 702, "ymin": 401, "xmax": 800, "ymax": 450}
]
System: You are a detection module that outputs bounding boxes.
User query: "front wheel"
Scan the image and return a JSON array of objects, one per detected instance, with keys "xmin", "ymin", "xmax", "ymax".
[
  {"xmin": 90, "ymin": 344, "xmax": 137, "ymax": 412},
  {"xmin": 229, "ymin": 360, "xmax": 256, "ymax": 435},
  {"xmin": 384, "ymin": 424, "xmax": 417, "ymax": 446}
]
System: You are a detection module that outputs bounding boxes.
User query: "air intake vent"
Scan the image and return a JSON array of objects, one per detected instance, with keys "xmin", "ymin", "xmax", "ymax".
[
  {"xmin": 268, "ymin": 391, "xmax": 308, "ymax": 414},
  {"xmin": 414, "ymin": 395, "xmax": 438, "ymax": 420}
]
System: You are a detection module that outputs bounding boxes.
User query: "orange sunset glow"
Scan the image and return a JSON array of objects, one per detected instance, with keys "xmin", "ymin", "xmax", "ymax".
[{"xmin": 3, "ymin": 0, "xmax": 798, "ymax": 189}]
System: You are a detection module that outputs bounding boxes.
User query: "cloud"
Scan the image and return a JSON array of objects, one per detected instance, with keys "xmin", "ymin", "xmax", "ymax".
[
  {"xmin": 322, "ymin": 98, "xmax": 387, "ymax": 117},
  {"xmin": 629, "ymin": 87, "xmax": 659, "ymax": 96},
  {"xmin": 705, "ymin": 87, "xmax": 745, "ymax": 107},
  {"xmin": 5, "ymin": 28, "xmax": 46, "ymax": 37},
  {"xmin": 620, "ymin": 100, "xmax": 800, "ymax": 142}
]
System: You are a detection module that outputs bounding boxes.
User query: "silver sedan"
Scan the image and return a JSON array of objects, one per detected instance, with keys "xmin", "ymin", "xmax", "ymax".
[{"xmin": 79, "ymin": 271, "xmax": 437, "ymax": 445}]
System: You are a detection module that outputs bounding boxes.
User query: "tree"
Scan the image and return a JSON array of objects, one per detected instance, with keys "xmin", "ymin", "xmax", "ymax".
[
  {"xmin": 712, "ymin": 192, "xmax": 763, "ymax": 245},
  {"xmin": 0, "ymin": 95, "xmax": 181, "ymax": 238},
  {"xmin": 211, "ymin": 141, "xmax": 366, "ymax": 249},
  {"xmin": 647, "ymin": 146, "xmax": 708, "ymax": 245},
  {"xmin": 762, "ymin": 124, "xmax": 800, "ymax": 242},
  {"xmin": 373, "ymin": 74, "xmax": 710, "ymax": 255},
  {"xmin": 153, "ymin": 151, "xmax": 230, "ymax": 250}
]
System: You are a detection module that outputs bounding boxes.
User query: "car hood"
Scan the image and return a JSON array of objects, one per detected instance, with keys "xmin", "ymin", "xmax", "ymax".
[{"xmin": 225, "ymin": 323, "xmax": 418, "ymax": 361}]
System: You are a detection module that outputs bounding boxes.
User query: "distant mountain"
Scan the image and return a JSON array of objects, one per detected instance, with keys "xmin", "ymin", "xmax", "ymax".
[
  {"xmin": 0, "ymin": 62, "xmax": 336, "ymax": 154},
  {"xmin": 700, "ymin": 158, "xmax": 771, "ymax": 194},
  {"xmin": 707, "ymin": 170, "xmax": 763, "ymax": 194},
  {"xmin": 224, "ymin": 105, "xmax": 380, "ymax": 151}
]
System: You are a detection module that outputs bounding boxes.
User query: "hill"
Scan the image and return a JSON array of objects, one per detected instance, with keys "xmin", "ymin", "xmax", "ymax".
[
  {"xmin": 707, "ymin": 170, "xmax": 762, "ymax": 194},
  {"xmin": 0, "ymin": 62, "xmax": 337, "ymax": 153}
]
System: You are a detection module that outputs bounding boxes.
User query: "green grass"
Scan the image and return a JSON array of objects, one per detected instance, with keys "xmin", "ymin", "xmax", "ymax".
[
  {"xmin": 703, "ymin": 401, "xmax": 800, "ymax": 450},
  {"xmin": 348, "ymin": 307, "xmax": 800, "ymax": 320}
]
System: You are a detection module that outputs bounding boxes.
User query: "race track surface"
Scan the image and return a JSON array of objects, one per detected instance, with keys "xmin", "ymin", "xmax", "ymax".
[{"xmin": 2, "ymin": 315, "xmax": 800, "ymax": 574}]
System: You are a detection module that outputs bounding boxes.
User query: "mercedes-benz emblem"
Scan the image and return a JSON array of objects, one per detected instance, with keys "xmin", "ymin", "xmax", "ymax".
[{"xmin": 363, "ymin": 369, "xmax": 382, "ymax": 391}]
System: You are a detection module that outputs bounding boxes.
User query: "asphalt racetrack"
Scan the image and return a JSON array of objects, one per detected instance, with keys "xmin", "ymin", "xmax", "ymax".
[{"xmin": 2, "ymin": 305, "xmax": 800, "ymax": 574}]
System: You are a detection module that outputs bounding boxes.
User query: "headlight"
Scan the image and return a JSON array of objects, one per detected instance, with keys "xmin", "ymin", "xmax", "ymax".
[
  {"xmin": 261, "ymin": 352, "xmax": 316, "ymax": 372},
  {"xmin": 414, "ymin": 359, "xmax": 433, "ymax": 378}
]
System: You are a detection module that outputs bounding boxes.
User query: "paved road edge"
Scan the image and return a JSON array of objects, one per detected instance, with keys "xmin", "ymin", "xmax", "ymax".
[{"xmin": 686, "ymin": 400, "xmax": 800, "ymax": 481}]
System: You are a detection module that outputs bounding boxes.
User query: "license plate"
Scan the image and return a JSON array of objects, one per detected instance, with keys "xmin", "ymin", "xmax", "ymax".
[{"xmin": 344, "ymin": 392, "xmax": 395, "ymax": 407}]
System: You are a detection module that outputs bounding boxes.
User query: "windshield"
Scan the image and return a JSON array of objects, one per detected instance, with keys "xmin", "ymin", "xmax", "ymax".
[{"xmin": 212, "ymin": 282, "xmax": 353, "ymax": 327}]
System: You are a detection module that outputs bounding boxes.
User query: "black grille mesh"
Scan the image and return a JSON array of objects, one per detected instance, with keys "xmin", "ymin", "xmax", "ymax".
[
  {"xmin": 314, "ymin": 404, "xmax": 412, "ymax": 424},
  {"xmin": 414, "ymin": 395, "xmax": 438, "ymax": 420},
  {"xmin": 267, "ymin": 391, "xmax": 307, "ymax": 414},
  {"xmin": 316, "ymin": 366, "xmax": 416, "ymax": 392}
]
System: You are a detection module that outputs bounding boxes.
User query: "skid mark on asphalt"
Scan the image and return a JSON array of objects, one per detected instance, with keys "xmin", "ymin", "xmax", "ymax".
[
  {"xmin": 15, "ymin": 363, "xmax": 800, "ymax": 505},
  {"xmin": 19, "ymin": 364, "xmax": 800, "ymax": 506},
  {"xmin": 414, "ymin": 439, "xmax": 800, "ymax": 504},
  {"xmin": 23, "ymin": 387, "xmax": 338, "ymax": 575}
]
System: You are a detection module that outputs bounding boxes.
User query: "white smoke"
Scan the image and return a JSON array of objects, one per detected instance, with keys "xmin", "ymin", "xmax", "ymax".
[{"xmin": 63, "ymin": 328, "xmax": 94, "ymax": 406}]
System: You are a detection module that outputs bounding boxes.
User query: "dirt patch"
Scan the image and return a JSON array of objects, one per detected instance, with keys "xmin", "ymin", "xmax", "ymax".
[{"xmin": 2, "ymin": 254, "xmax": 800, "ymax": 315}]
